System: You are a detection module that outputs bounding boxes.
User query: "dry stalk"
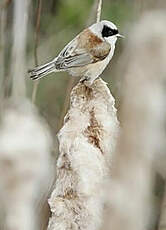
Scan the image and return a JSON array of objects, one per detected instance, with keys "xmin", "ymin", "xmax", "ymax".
[
  {"xmin": 32, "ymin": 0, "xmax": 42, "ymax": 103},
  {"xmin": 96, "ymin": 0, "xmax": 102, "ymax": 23},
  {"xmin": 11, "ymin": 0, "xmax": 30, "ymax": 100},
  {"xmin": 0, "ymin": 1, "xmax": 7, "ymax": 112}
]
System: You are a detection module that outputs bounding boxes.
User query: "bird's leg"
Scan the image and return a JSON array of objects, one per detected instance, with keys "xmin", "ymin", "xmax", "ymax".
[
  {"xmin": 80, "ymin": 76, "xmax": 93, "ymax": 87},
  {"xmin": 80, "ymin": 75, "xmax": 90, "ymax": 83}
]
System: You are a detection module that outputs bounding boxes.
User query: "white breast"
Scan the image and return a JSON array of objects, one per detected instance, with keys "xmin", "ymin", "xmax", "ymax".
[{"xmin": 68, "ymin": 43, "xmax": 115, "ymax": 85}]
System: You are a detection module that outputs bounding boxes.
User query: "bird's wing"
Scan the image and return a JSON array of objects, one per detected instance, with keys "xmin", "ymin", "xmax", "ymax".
[{"xmin": 55, "ymin": 29, "xmax": 111, "ymax": 70}]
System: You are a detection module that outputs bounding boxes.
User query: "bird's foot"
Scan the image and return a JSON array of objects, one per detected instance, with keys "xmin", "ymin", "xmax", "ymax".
[{"xmin": 80, "ymin": 76, "xmax": 93, "ymax": 88}]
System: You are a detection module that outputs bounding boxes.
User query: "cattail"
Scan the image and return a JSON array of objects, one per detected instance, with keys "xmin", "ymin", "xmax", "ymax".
[
  {"xmin": 47, "ymin": 78, "xmax": 119, "ymax": 230},
  {"xmin": 107, "ymin": 11, "xmax": 166, "ymax": 230},
  {"xmin": 0, "ymin": 101, "xmax": 52, "ymax": 230}
]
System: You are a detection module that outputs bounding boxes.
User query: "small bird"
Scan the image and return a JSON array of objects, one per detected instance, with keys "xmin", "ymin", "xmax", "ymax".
[{"xmin": 28, "ymin": 20, "xmax": 123, "ymax": 86}]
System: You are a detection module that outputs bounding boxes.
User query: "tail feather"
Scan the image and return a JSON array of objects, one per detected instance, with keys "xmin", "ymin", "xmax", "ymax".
[{"xmin": 28, "ymin": 60, "xmax": 57, "ymax": 80}]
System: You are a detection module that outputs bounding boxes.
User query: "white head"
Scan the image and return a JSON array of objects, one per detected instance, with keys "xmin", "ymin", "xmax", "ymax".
[{"xmin": 90, "ymin": 20, "xmax": 123, "ymax": 46}]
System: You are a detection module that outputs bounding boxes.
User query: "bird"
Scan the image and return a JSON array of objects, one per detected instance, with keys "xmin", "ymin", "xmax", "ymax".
[{"xmin": 28, "ymin": 20, "xmax": 123, "ymax": 86}]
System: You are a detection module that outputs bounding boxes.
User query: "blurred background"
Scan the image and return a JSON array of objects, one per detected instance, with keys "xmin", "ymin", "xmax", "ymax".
[
  {"xmin": 1, "ymin": 0, "xmax": 165, "ymax": 134},
  {"xmin": 0, "ymin": 1, "xmax": 155, "ymax": 131},
  {"xmin": 1, "ymin": 0, "xmax": 166, "ymax": 230}
]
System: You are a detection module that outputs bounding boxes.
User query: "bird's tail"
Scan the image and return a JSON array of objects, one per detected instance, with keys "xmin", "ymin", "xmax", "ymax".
[{"xmin": 28, "ymin": 60, "xmax": 58, "ymax": 80}]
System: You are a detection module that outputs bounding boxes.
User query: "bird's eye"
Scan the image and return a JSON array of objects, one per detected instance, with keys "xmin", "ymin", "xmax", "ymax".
[{"xmin": 102, "ymin": 25, "xmax": 118, "ymax": 38}]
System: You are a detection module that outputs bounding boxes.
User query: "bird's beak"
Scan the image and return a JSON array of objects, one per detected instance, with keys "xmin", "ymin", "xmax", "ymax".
[{"xmin": 116, "ymin": 34, "xmax": 125, "ymax": 38}]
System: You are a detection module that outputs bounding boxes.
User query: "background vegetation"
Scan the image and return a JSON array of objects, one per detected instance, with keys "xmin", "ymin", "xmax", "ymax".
[
  {"xmin": 1, "ymin": 1, "xmax": 166, "ymax": 229},
  {"xmin": 1, "ymin": 0, "xmax": 164, "ymax": 134}
]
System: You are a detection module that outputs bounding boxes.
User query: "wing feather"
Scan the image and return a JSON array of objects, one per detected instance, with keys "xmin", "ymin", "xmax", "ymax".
[{"xmin": 55, "ymin": 29, "xmax": 111, "ymax": 70}]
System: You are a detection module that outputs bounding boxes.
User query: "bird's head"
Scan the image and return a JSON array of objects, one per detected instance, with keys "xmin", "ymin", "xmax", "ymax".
[{"xmin": 90, "ymin": 20, "xmax": 124, "ymax": 45}]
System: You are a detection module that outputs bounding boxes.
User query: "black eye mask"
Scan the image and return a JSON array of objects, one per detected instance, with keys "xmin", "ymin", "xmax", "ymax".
[{"xmin": 102, "ymin": 25, "xmax": 118, "ymax": 37}]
